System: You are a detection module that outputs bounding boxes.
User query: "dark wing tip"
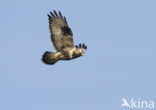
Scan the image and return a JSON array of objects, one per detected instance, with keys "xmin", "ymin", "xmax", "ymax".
[
  {"xmin": 59, "ymin": 11, "xmax": 68, "ymax": 25},
  {"xmin": 59, "ymin": 11, "xmax": 63, "ymax": 19},
  {"xmin": 47, "ymin": 14, "xmax": 51, "ymax": 18},
  {"xmin": 84, "ymin": 45, "xmax": 87, "ymax": 50},
  {"xmin": 64, "ymin": 16, "xmax": 68, "ymax": 25},
  {"xmin": 49, "ymin": 10, "xmax": 63, "ymax": 19},
  {"xmin": 48, "ymin": 10, "xmax": 68, "ymax": 25},
  {"xmin": 50, "ymin": 11, "xmax": 55, "ymax": 17},
  {"xmin": 53, "ymin": 10, "xmax": 59, "ymax": 17},
  {"xmin": 79, "ymin": 44, "xmax": 82, "ymax": 47}
]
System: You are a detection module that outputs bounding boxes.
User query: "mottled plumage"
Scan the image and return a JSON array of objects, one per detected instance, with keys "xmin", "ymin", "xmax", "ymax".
[{"xmin": 42, "ymin": 10, "xmax": 87, "ymax": 65}]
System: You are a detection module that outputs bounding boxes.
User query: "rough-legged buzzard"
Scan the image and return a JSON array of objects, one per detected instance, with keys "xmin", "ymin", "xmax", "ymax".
[{"xmin": 42, "ymin": 10, "xmax": 87, "ymax": 65}]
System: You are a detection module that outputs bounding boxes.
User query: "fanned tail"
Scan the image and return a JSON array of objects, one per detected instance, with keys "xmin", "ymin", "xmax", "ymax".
[{"xmin": 41, "ymin": 51, "xmax": 58, "ymax": 65}]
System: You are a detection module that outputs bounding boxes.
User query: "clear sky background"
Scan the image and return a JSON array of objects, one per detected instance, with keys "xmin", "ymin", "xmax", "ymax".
[{"xmin": 0, "ymin": 0, "xmax": 156, "ymax": 110}]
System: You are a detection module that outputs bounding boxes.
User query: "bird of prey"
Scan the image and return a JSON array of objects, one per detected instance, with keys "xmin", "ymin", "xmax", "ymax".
[{"xmin": 42, "ymin": 10, "xmax": 87, "ymax": 65}]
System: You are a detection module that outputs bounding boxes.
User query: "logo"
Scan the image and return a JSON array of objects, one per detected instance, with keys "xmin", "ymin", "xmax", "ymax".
[{"xmin": 121, "ymin": 97, "xmax": 155, "ymax": 109}]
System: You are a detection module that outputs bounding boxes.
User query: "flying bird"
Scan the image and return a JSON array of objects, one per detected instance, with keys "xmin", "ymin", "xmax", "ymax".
[{"xmin": 42, "ymin": 10, "xmax": 87, "ymax": 65}]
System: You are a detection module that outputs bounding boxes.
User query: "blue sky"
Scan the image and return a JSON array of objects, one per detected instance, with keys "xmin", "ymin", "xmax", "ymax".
[{"xmin": 0, "ymin": 0, "xmax": 156, "ymax": 110}]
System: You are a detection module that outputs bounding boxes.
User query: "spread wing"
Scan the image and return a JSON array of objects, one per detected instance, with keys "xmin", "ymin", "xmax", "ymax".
[{"xmin": 48, "ymin": 10, "xmax": 74, "ymax": 51}]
